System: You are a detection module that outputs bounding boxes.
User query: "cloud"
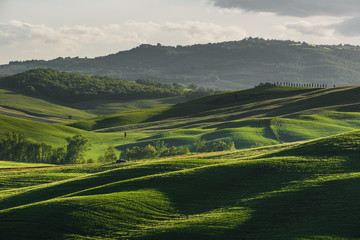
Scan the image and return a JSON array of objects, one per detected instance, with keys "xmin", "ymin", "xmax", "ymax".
[
  {"xmin": 0, "ymin": 20, "xmax": 247, "ymax": 52},
  {"xmin": 208, "ymin": 1, "xmax": 360, "ymax": 37},
  {"xmin": 332, "ymin": 16, "xmax": 360, "ymax": 36},
  {"xmin": 208, "ymin": 0, "xmax": 360, "ymax": 17},
  {"xmin": 282, "ymin": 21, "xmax": 334, "ymax": 37},
  {"xmin": 0, "ymin": 20, "xmax": 145, "ymax": 51},
  {"xmin": 280, "ymin": 18, "xmax": 360, "ymax": 38}
]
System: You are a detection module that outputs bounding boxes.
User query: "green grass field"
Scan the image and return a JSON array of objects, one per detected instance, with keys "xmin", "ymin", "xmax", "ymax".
[
  {"xmin": 2, "ymin": 109, "xmax": 359, "ymax": 161},
  {"xmin": 0, "ymin": 161, "xmax": 54, "ymax": 169},
  {"xmin": 0, "ymin": 88, "xmax": 187, "ymax": 121},
  {"xmin": 2, "ymin": 85, "xmax": 360, "ymax": 239},
  {"xmin": 70, "ymin": 96, "xmax": 188, "ymax": 116},
  {"xmin": 0, "ymin": 89, "xmax": 94, "ymax": 121},
  {"xmin": 1, "ymin": 131, "xmax": 360, "ymax": 239},
  {"xmin": 2, "ymin": 85, "xmax": 360, "ymax": 161}
]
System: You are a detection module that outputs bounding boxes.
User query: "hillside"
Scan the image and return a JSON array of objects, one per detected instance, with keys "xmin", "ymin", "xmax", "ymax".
[
  {"xmin": 2, "ymin": 85, "xmax": 360, "ymax": 161},
  {"xmin": 1, "ymin": 131, "xmax": 360, "ymax": 239},
  {"xmin": 0, "ymin": 87, "xmax": 188, "ymax": 121},
  {"xmin": 68, "ymin": 85, "xmax": 360, "ymax": 135},
  {"xmin": 2, "ymin": 38, "xmax": 360, "ymax": 89},
  {"xmin": 0, "ymin": 68, "xmax": 216, "ymax": 103}
]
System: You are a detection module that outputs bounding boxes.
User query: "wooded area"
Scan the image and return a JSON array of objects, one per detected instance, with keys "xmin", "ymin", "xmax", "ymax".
[{"xmin": 0, "ymin": 68, "xmax": 218, "ymax": 103}]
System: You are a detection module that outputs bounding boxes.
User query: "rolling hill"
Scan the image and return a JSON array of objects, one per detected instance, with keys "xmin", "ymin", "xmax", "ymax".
[
  {"xmin": 0, "ymin": 68, "xmax": 215, "ymax": 103},
  {"xmin": 1, "ymin": 79, "xmax": 360, "ymax": 238},
  {"xmin": 0, "ymin": 69, "xmax": 210, "ymax": 121},
  {"xmin": 0, "ymin": 87, "xmax": 188, "ymax": 121},
  {"xmin": 1, "ymin": 84, "xmax": 360, "ymax": 161},
  {"xmin": 67, "ymin": 85, "xmax": 360, "ymax": 149},
  {"xmin": 2, "ymin": 38, "xmax": 360, "ymax": 89},
  {"xmin": 1, "ymin": 130, "xmax": 360, "ymax": 239}
]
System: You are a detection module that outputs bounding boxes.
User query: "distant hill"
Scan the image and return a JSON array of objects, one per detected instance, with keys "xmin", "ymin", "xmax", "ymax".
[
  {"xmin": 1, "ymin": 38, "xmax": 360, "ymax": 89},
  {"xmin": 0, "ymin": 69, "xmax": 216, "ymax": 103}
]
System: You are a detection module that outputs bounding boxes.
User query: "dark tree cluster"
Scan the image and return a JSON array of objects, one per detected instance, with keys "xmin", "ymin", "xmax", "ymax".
[
  {"xmin": 196, "ymin": 139, "xmax": 236, "ymax": 152},
  {"xmin": 255, "ymin": 82, "xmax": 276, "ymax": 88},
  {"xmin": 120, "ymin": 141, "xmax": 190, "ymax": 160},
  {"xmin": 0, "ymin": 69, "xmax": 218, "ymax": 103},
  {"xmin": 0, "ymin": 131, "xmax": 91, "ymax": 164}
]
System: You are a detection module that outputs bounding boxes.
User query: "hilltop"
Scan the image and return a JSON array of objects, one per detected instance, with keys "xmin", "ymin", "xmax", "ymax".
[{"xmin": 2, "ymin": 38, "xmax": 360, "ymax": 89}]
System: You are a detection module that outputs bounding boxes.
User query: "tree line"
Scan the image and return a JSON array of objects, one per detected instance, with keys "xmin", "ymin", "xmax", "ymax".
[
  {"xmin": 0, "ymin": 131, "xmax": 236, "ymax": 164},
  {"xmin": 119, "ymin": 139, "xmax": 236, "ymax": 161},
  {"xmin": 119, "ymin": 141, "xmax": 190, "ymax": 160},
  {"xmin": 274, "ymin": 82, "xmax": 331, "ymax": 88},
  {"xmin": 0, "ymin": 131, "xmax": 91, "ymax": 164},
  {"xmin": 255, "ymin": 82, "xmax": 334, "ymax": 88}
]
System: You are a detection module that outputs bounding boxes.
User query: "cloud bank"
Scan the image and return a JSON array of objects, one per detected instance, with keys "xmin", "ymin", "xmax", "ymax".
[
  {"xmin": 0, "ymin": 20, "xmax": 247, "ymax": 52},
  {"xmin": 208, "ymin": 0, "xmax": 360, "ymax": 17},
  {"xmin": 282, "ymin": 21, "xmax": 334, "ymax": 37},
  {"xmin": 209, "ymin": 0, "xmax": 360, "ymax": 37},
  {"xmin": 0, "ymin": 20, "xmax": 144, "ymax": 51},
  {"xmin": 332, "ymin": 16, "xmax": 360, "ymax": 36}
]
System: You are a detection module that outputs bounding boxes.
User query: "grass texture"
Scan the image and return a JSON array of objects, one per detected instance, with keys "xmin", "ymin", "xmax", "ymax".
[
  {"xmin": 1, "ymin": 131, "xmax": 360, "ymax": 239},
  {"xmin": 3, "ymin": 85, "xmax": 360, "ymax": 160}
]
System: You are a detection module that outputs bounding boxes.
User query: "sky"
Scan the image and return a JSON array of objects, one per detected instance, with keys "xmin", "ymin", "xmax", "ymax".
[{"xmin": 1, "ymin": 0, "xmax": 360, "ymax": 64}]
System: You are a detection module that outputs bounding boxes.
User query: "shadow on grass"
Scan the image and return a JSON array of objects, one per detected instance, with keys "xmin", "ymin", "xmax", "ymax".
[{"xmin": 2, "ymin": 145, "xmax": 360, "ymax": 239}]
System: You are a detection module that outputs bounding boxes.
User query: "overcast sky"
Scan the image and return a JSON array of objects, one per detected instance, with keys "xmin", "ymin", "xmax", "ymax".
[{"xmin": 1, "ymin": 0, "xmax": 360, "ymax": 64}]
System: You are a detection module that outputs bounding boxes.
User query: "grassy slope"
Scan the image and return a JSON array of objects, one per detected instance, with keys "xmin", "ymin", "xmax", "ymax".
[
  {"xmin": 1, "ymin": 131, "xmax": 360, "ymax": 239},
  {"xmin": 70, "ymin": 96, "xmax": 188, "ymax": 115},
  {"xmin": 3, "ymin": 108, "xmax": 357, "ymax": 161},
  {"xmin": 65, "ymin": 85, "xmax": 360, "ymax": 151},
  {"xmin": 0, "ymin": 114, "xmax": 159, "ymax": 160},
  {"xmin": 68, "ymin": 85, "xmax": 360, "ymax": 131},
  {"xmin": 0, "ymin": 88, "xmax": 187, "ymax": 121},
  {"xmin": 0, "ymin": 161, "xmax": 54, "ymax": 169},
  {"xmin": 3, "ymin": 85, "xmax": 360, "ymax": 160},
  {"xmin": 0, "ymin": 89, "xmax": 95, "ymax": 121}
]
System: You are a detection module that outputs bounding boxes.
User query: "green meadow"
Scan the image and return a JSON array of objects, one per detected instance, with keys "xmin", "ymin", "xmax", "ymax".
[
  {"xmin": 0, "ymin": 89, "xmax": 187, "ymax": 121},
  {"xmin": 1, "ymin": 131, "xmax": 360, "ymax": 239},
  {"xmin": 0, "ymin": 161, "xmax": 54, "ymax": 169},
  {"xmin": 0, "ymin": 89, "xmax": 94, "ymax": 121},
  {"xmin": 1, "ymin": 84, "xmax": 360, "ymax": 239},
  {"xmin": 2, "ymin": 85, "xmax": 360, "ymax": 160}
]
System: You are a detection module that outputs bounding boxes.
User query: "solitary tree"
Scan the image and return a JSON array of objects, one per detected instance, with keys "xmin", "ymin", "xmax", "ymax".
[{"xmin": 65, "ymin": 134, "xmax": 91, "ymax": 163}]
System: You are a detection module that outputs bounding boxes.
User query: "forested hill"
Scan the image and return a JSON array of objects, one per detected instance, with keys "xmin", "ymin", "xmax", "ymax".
[
  {"xmin": 0, "ymin": 69, "xmax": 216, "ymax": 103},
  {"xmin": 2, "ymin": 38, "xmax": 360, "ymax": 89}
]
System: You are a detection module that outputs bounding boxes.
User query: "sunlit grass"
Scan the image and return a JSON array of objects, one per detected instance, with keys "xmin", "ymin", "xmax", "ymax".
[
  {"xmin": 0, "ymin": 89, "xmax": 94, "ymax": 120},
  {"xmin": 1, "ymin": 131, "xmax": 360, "ymax": 239}
]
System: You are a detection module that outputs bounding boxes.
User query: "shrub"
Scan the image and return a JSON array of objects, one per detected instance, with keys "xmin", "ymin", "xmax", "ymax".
[
  {"xmin": 98, "ymin": 145, "xmax": 117, "ymax": 163},
  {"xmin": 196, "ymin": 140, "xmax": 236, "ymax": 152},
  {"xmin": 120, "ymin": 142, "xmax": 190, "ymax": 160}
]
